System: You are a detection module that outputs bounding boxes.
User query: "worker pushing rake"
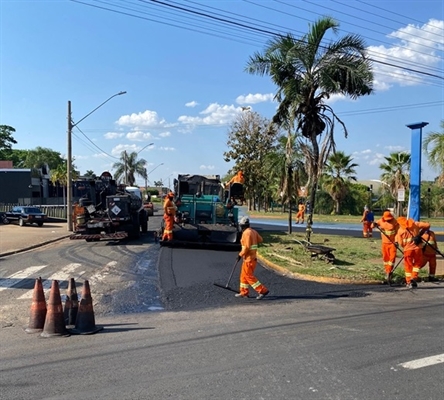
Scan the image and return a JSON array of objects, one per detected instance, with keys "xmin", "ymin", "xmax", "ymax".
[{"xmin": 214, "ymin": 216, "xmax": 269, "ymax": 300}]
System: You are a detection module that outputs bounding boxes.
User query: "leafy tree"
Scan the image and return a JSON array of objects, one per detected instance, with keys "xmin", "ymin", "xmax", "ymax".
[
  {"xmin": 245, "ymin": 17, "xmax": 373, "ymax": 241},
  {"xmin": 379, "ymin": 152, "xmax": 411, "ymax": 216},
  {"xmin": 84, "ymin": 170, "xmax": 97, "ymax": 179},
  {"xmin": 154, "ymin": 180, "xmax": 164, "ymax": 187},
  {"xmin": 423, "ymin": 120, "xmax": 444, "ymax": 186},
  {"xmin": 112, "ymin": 150, "xmax": 147, "ymax": 186},
  {"xmin": 0, "ymin": 125, "xmax": 18, "ymax": 153},
  {"xmin": 266, "ymin": 129, "xmax": 305, "ymax": 231},
  {"xmin": 322, "ymin": 151, "xmax": 358, "ymax": 214},
  {"xmin": 223, "ymin": 110, "xmax": 278, "ymax": 210},
  {"xmin": 21, "ymin": 147, "xmax": 64, "ymax": 171}
]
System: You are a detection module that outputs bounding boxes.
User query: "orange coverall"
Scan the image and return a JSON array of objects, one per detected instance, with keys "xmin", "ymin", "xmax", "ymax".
[
  {"xmin": 360, "ymin": 209, "xmax": 373, "ymax": 238},
  {"xmin": 225, "ymin": 171, "xmax": 245, "ymax": 188},
  {"xmin": 295, "ymin": 203, "xmax": 305, "ymax": 224},
  {"xmin": 395, "ymin": 219, "xmax": 430, "ymax": 284},
  {"xmin": 162, "ymin": 196, "xmax": 176, "ymax": 241},
  {"xmin": 238, "ymin": 227, "xmax": 268, "ymax": 297},
  {"xmin": 420, "ymin": 230, "xmax": 439, "ymax": 278},
  {"xmin": 373, "ymin": 217, "xmax": 399, "ymax": 276}
]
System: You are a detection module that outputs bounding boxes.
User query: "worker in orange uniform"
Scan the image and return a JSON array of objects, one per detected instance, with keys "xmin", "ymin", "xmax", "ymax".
[
  {"xmin": 420, "ymin": 228, "xmax": 440, "ymax": 282},
  {"xmin": 235, "ymin": 216, "xmax": 269, "ymax": 300},
  {"xmin": 372, "ymin": 210, "xmax": 400, "ymax": 284},
  {"xmin": 295, "ymin": 201, "xmax": 305, "ymax": 224},
  {"xmin": 162, "ymin": 191, "xmax": 176, "ymax": 241},
  {"xmin": 225, "ymin": 170, "xmax": 245, "ymax": 188},
  {"xmin": 360, "ymin": 205, "xmax": 374, "ymax": 238},
  {"xmin": 395, "ymin": 217, "xmax": 430, "ymax": 288}
]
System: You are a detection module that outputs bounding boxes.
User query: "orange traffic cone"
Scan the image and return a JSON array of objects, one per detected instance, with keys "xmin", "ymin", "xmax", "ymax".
[
  {"xmin": 41, "ymin": 280, "xmax": 70, "ymax": 338},
  {"xmin": 64, "ymin": 278, "xmax": 79, "ymax": 327},
  {"xmin": 69, "ymin": 280, "xmax": 103, "ymax": 335},
  {"xmin": 25, "ymin": 277, "xmax": 47, "ymax": 333}
]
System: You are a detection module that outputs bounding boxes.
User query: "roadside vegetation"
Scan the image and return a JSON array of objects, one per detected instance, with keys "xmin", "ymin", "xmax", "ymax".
[{"xmin": 258, "ymin": 231, "xmax": 433, "ymax": 283}]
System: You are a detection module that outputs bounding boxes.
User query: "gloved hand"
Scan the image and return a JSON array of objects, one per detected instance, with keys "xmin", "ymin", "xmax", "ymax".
[{"xmin": 236, "ymin": 255, "xmax": 242, "ymax": 262}]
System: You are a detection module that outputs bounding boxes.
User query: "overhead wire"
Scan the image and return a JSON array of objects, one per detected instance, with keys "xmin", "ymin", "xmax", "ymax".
[{"xmin": 72, "ymin": 0, "xmax": 444, "ymax": 83}]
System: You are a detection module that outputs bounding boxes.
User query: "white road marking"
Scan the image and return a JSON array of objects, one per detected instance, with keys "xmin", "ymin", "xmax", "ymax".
[
  {"xmin": 399, "ymin": 354, "xmax": 444, "ymax": 370},
  {"xmin": 0, "ymin": 266, "xmax": 47, "ymax": 292},
  {"xmin": 18, "ymin": 263, "xmax": 83, "ymax": 299}
]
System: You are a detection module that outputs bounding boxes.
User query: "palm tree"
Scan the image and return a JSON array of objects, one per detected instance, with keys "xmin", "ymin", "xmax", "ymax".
[
  {"xmin": 423, "ymin": 120, "xmax": 444, "ymax": 186},
  {"xmin": 322, "ymin": 151, "xmax": 358, "ymax": 214},
  {"xmin": 112, "ymin": 151, "xmax": 147, "ymax": 186},
  {"xmin": 245, "ymin": 17, "xmax": 373, "ymax": 241},
  {"xmin": 379, "ymin": 152, "xmax": 411, "ymax": 216}
]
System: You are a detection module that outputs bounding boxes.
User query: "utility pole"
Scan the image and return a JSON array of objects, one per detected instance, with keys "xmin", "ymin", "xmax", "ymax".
[{"xmin": 67, "ymin": 101, "xmax": 73, "ymax": 231}]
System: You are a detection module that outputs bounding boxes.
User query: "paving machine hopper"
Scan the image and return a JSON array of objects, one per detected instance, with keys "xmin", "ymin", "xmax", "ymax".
[{"xmin": 159, "ymin": 174, "xmax": 242, "ymax": 250}]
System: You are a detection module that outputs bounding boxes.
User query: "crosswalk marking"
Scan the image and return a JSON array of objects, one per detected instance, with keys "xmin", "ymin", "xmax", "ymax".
[
  {"xmin": 0, "ymin": 266, "xmax": 47, "ymax": 292},
  {"xmin": 18, "ymin": 263, "xmax": 84, "ymax": 299},
  {"xmin": 399, "ymin": 354, "xmax": 444, "ymax": 370}
]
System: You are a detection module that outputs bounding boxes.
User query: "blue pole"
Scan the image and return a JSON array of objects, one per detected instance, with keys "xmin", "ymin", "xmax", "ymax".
[{"xmin": 406, "ymin": 122, "xmax": 428, "ymax": 221}]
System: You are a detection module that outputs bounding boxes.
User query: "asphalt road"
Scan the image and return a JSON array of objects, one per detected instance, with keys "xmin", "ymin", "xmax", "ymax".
[{"xmin": 1, "ymin": 213, "xmax": 443, "ymax": 399}]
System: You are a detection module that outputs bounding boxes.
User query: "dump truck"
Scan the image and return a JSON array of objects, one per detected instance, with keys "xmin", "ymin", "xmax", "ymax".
[
  {"xmin": 159, "ymin": 174, "xmax": 243, "ymax": 250},
  {"xmin": 69, "ymin": 171, "xmax": 149, "ymax": 242}
]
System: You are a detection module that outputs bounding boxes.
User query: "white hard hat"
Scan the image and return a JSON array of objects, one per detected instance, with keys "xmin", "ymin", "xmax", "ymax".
[{"xmin": 240, "ymin": 216, "xmax": 250, "ymax": 226}]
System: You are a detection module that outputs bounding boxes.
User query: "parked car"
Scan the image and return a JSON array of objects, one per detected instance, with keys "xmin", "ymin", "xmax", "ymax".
[
  {"xmin": 5, "ymin": 206, "xmax": 48, "ymax": 227},
  {"xmin": 143, "ymin": 201, "xmax": 154, "ymax": 216}
]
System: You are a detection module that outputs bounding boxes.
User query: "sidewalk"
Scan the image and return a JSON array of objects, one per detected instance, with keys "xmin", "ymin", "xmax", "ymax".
[{"xmin": 0, "ymin": 221, "xmax": 70, "ymax": 257}]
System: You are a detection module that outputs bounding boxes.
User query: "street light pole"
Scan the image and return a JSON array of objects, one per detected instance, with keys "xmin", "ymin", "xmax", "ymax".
[{"xmin": 67, "ymin": 91, "xmax": 126, "ymax": 232}]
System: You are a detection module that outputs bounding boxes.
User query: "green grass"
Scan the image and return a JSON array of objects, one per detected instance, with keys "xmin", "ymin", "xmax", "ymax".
[{"xmin": 258, "ymin": 231, "xmax": 431, "ymax": 283}]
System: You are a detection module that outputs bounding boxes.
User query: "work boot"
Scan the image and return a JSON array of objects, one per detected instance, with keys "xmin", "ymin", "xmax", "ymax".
[
  {"xmin": 428, "ymin": 276, "xmax": 439, "ymax": 282},
  {"xmin": 410, "ymin": 280, "xmax": 418, "ymax": 288},
  {"xmin": 256, "ymin": 290, "xmax": 269, "ymax": 300},
  {"xmin": 234, "ymin": 293, "xmax": 248, "ymax": 298},
  {"xmin": 385, "ymin": 273, "xmax": 392, "ymax": 285}
]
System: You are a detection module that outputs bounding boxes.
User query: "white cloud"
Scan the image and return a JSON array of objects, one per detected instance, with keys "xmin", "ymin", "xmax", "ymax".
[
  {"xmin": 177, "ymin": 103, "xmax": 240, "ymax": 127},
  {"xmin": 367, "ymin": 19, "xmax": 444, "ymax": 91},
  {"xmin": 385, "ymin": 145, "xmax": 406, "ymax": 152},
  {"xmin": 126, "ymin": 131, "xmax": 154, "ymax": 141},
  {"xmin": 199, "ymin": 165, "xmax": 215, "ymax": 170},
  {"xmin": 104, "ymin": 132, "xmax": 124, "ymax": 139},
  {"xmin": 159, "ymin": 146, "xmax": 175, "ymax": 151},
  {"xmin": 185, "ymin": 101, "xmax": 199, "ymax": 107},
  {"xmin": 111, "ymin": 143, "xmax": 154, "ymax": 156},
  {"xmin": 116, "ymin": 110, "xmax": 167, "ymax": 128},
  {"xmin": 159, "ymin": 131, "xmax": 171, "ymax": 137},
  {"xmin": 236, "ymin": 93, "xmax": 274, "ymax": 105}
]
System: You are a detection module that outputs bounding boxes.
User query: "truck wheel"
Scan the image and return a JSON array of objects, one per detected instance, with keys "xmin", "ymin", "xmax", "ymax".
[
  {"xmin": 141, "ymin": 219, "xmax": 148, "ymax": 233},
  {"xmin": 37, "ymin": 222, "xmax": 44, "ymax": 227},
  {"xmin": 19, "ymin": 218, "xmax": 25, "ymax": 227}
]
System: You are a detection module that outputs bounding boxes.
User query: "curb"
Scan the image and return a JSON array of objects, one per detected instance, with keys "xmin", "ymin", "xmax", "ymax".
[{"xmin": 0, "ymin": 235, "xmax": 71, "ymax": 258}]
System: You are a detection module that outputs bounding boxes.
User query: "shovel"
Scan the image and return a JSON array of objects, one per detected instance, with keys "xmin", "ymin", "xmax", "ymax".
[{"xmin": 213, "ymin": 258, "xmax": 240, "ymax": 293}]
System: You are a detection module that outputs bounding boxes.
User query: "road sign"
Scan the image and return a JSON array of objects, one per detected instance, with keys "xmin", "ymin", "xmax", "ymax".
[{"xmin": 397, "ymin": 188, "xmax": 405, "ymax": 202}]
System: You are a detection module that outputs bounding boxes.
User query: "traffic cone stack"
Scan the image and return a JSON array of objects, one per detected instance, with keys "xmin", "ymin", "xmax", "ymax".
[
  {"xmin": 69, "ymin": 280, "xmax": 103, "ymax": 335},
  {"xmin": 41, "ymin": 280, "xmax": 70, "ymax": 338},
  {"xmin": 25, "ymin": 277, "xmax": 47, "ymax": 334},
  {"xmin": 64, "ymin": 277, "xmax": 79, "ymax": 327}
]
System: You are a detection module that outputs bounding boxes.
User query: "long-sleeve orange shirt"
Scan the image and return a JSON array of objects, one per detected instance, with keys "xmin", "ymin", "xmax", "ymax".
[
  {"xmin": 374, "ymin": 218, "xmax": 399, "ymax": 244},
  {"xmin": 421, "ymin": 230, "xmax": 439, "ymax": 255},
  {"xmin": 163, "ymin": 198, "xmax": 176, "ymax": 216},
  {"xmin": 395, "ymin": 221, "xmax": 430, "ymax": 252},
  {"xmin": 239, "ymin": 227, "xmax": 263, "ymax": 262}
]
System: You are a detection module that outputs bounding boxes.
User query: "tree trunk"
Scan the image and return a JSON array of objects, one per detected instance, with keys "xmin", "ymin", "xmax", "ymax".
[
  {"xmin": 288, "ymin": 200, "xmax": 292, "ymax": 234},
  {"xmin": 305, "ymin": 136, "xmax": 321, "ymax": 243}
]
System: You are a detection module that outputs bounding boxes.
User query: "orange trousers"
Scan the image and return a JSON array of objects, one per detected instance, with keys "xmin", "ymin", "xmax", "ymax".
[
  {"xmin": 162, "ymin": 214, "xmax": 174, "ymax": 241},
  {"xmin": 295, "ymin": 211, "xmax": 304, "ymax": 223},
  {"xmin": 421, "ymin": 254, "xmax": 437, "ymax": 276},
  {"xmin": 239, "ymin": 259, "xmax": 268, "ymax": 296},
  {"xmin": 403, "ymin": 248, "xmax": 423, "ymax": 283},
  {"xmin": 381, "ymin": 243, "xmax": 397, "ymax": 274},
  {"xmin": 362, "ymin": 222, "xmax": 373, "ymax": 238}
]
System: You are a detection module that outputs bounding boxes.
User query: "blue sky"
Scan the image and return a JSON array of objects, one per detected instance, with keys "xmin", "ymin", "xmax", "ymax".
[{"xmin": 1, "ymin": 0, "xmax": 443, "ymax": 188}]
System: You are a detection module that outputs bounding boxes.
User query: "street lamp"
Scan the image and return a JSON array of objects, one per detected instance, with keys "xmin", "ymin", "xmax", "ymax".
[{"xmin": 67, "ymin": 91, "xmax": 126, "ymax": 231}]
